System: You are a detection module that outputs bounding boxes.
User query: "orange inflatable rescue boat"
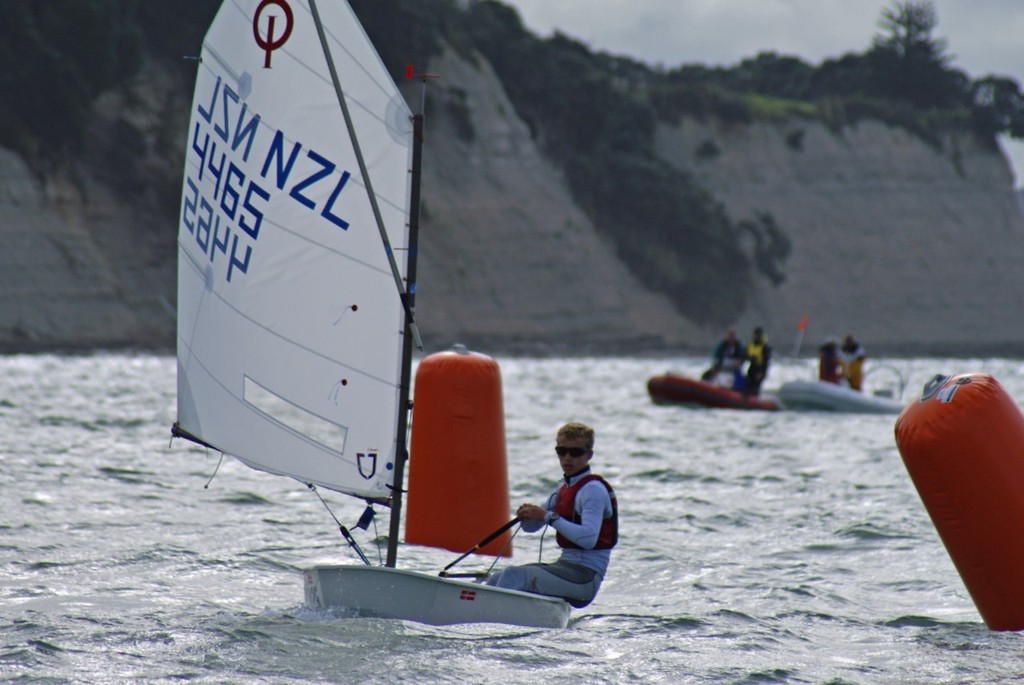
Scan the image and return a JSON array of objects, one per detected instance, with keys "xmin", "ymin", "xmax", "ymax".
[{"xmin": 894, "ymin": 373, "xmax": 1024, "ymax": 631}]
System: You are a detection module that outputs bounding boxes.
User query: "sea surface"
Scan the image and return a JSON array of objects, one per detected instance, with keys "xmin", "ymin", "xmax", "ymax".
[{"xmin": 3, "ymin": 352, "xmax": 1024, "ymax": 684}]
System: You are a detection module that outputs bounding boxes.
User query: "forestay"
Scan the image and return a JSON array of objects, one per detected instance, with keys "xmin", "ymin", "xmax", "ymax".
[{"xmin": 175, "ymin": 0, "xmax": 413, "ymax": 500}]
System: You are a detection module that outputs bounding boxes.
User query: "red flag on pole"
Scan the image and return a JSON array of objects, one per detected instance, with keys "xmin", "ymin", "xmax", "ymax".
[{"xmin": 793, "ymin": 315, "xmax": 809, "ymax": 357}]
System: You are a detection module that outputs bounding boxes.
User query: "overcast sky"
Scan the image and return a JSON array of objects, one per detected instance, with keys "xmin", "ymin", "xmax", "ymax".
[{"xmin": 500, "ymin": 0, "xmax": 1024, "ymax": 187}]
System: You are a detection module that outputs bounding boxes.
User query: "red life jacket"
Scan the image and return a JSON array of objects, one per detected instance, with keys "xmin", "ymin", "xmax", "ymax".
[
  {"xmin": 819, "ymin": 353, "xmax": 841, "ymax": 383},
  {"xmin": 553, "ymin": 474, "xmax": 618, "ymax": 550}
]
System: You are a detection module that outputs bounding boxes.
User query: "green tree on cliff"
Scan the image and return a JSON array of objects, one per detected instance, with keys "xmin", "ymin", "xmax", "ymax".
[{"xmin": 867, "ymin": 0, "xmax": 966, "ymax": 109}]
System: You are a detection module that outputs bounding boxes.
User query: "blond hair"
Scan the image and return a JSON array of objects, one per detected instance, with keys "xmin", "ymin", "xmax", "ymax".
[{"xmin": 557, "ymin": 421, "xmax": 594, "ymax": 450}]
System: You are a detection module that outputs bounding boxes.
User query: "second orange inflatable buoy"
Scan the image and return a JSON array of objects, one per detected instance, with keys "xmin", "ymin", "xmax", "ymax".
[
  {"xmin": 405, "ymin": 345, "xmax": 512, "ymax": 557},
  {"xmin": 894, "ymin": 373, "xmax": 1024, "ymax": 631}
]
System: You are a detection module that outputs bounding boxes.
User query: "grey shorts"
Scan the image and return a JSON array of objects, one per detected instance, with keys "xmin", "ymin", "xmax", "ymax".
[{"xmin": 487, "ymin": 559, "xmax": 600, "ymax": 608}]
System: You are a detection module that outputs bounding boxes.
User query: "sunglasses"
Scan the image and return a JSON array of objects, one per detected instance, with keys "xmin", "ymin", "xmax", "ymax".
[{"xmin": 555, "ymin": 446, "xmax": 589, "ymax": 457}]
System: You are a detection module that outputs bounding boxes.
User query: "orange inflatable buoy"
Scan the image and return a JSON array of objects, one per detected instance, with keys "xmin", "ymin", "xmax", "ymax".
[
  {"xmin": 894, "ymin": 373, "xmax": 1024, "ymax": 631},
  {"xmin": 405, "ymin": 345, "xmax": 512, "ymax": 557}
]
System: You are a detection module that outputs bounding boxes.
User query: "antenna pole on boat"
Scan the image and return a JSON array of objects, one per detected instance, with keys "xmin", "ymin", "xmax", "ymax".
[{"xmin": 308, "ymin": 0, "xmax": 423, "ymax": 351}]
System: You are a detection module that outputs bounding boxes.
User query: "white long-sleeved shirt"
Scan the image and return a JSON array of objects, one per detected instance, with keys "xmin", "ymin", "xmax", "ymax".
[{"xmin": 522, "ymin": 468, "xmax": 614, "ymax": 577}]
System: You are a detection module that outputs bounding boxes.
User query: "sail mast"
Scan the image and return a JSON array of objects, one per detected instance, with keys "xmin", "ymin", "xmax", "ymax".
[{"xmin": 386, "ymin": 110, "xmax": 423, "ymax": 566}]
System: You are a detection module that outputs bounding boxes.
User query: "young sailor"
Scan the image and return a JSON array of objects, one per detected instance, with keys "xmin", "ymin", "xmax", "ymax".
[{"xmin": 486, "ymin": 421, "xmax": 617, "ymax": 608}]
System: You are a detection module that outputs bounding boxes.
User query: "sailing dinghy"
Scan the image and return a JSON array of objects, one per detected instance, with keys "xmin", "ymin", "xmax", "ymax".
[{"xmin": 172, "ymin": 0, "xmax": 569, "ymax": 629}]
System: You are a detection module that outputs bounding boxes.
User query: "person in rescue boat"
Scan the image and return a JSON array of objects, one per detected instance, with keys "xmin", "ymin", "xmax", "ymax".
[
  {"xmin": 701, "ymin": 329, "xmax": 745, "ymax": 389},
  {"xmin": 839, "ymin": 334, "xmax": 866, "ymax": 391},
  {"xmin": 743, "ymin": 327, "xmax": 772, "ymax": 396},
  {"xmin": 818, "ymin": 338, "xmax": 842, "ymax": 384},
  {"xmin": 486, "ymin": 421, "xmax": 617, "ymax": 608}
]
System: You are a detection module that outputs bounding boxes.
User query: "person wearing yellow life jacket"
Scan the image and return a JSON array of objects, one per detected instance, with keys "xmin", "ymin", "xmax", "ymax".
[
  {"xmin": 486, "ymin": 421, "xmax": 617, "ymax": 608},
  {"xmin": 839, "ymin": 334, "xmax": 866, "ymax": 391},
  {"xmin": 743, "ymin": 327, "xmax": 772, "ymax": 397}
]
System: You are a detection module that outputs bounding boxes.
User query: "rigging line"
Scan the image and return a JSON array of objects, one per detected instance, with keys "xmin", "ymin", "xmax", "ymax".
[
  {"xmin": 169, "ymin": 424, "xmax": 227, "ymax": 488},
  {"xmin": 483, "ymin": 525, "xmax": 520, "ymax": 578},
  {"xmin": 538, "ymin": 524, "xmax": 550, "ymax": 563},
  {"xmin": 440, "ymin": 517, "xmax": 521, "ymax": 574},
  {"xmin": 370, "ymin": 510, "xmax": 384, "ymax": 565},
  {"xmin": 438, "ymin": 526, "xmax": 519, "ymax": 582},
  {"xmin": 307, "ymin": 0, "xmax": 423, "ymax": 351},
  {"xmin": 204, "ymin": 451, "xmax": 225, "ymax": 489},
  {"xmin": 306, "ymin": 483, "xmax": 371, "ymax": 565}
]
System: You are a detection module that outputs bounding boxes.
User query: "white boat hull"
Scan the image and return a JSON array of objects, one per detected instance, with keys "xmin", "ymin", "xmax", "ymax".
[
  {"xmin": 304, "ymin": 565, "xmax": 571, "ymax": 628},
  {"xmin": 778, "ymin": 380, "xmax": 906, "ymax": 414}
]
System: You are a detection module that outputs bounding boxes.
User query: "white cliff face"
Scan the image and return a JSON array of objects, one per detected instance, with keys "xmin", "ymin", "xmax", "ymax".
[
  {"xmin": 1, "ymin": 49, "xmax": 1022, "ymax": 356},
  {"xmin": 655, "ymin": 116, "xmax": 1024, "ymax": 355}
]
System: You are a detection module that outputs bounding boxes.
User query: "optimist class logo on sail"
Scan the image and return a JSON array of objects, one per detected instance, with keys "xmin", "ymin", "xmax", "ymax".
[
  {"xmin": 181, "ymin": 69, "xmax": 356, "ymax": 284},
  {"xmin": 253, "ymin": 0, "xmax": 294, "ymax": 68}
]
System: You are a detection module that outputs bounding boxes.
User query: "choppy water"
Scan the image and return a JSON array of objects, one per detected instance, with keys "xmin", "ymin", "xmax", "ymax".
[{"xmin": 3, "ymin": 353, "xmax": 1024, "ymax": 684}]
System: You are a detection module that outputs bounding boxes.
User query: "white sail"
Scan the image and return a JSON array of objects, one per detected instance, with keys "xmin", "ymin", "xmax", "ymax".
[{"xmin": 175, "ymin": 0, "xmax": 413, "ymax": 499}]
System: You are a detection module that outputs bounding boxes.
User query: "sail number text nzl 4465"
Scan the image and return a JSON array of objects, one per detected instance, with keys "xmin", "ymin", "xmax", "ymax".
[{"xmin": 181, "ymin": 75, "xmax": 356, "ymax": 284}]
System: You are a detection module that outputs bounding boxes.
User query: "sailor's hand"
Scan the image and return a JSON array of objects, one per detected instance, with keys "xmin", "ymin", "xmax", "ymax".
[{"xmin": 516, "ymin": 503, "xmax": 545, "ymax": 520}]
